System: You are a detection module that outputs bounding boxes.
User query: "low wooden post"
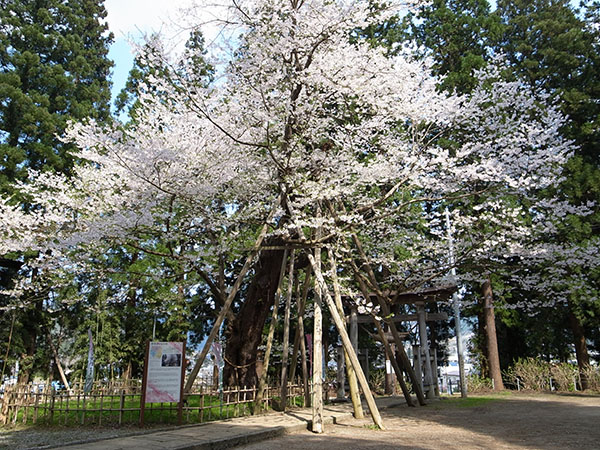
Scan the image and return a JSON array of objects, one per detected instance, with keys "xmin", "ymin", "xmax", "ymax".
[
  {"xmin": 80, "ymin": 393, "xmax": 86, "ymax": 425},
  {"xmin": 119, "ymin": 390, "xmax": 125, "ymax": 425},
  {"xmin": 49, "ymin": 387, "xmax": 56, "ymax": 425},
  {"xmin": 413, "ymin": 345, "xmax": 423, "ymax": 393},
  {"xmin": 33, "ymin": 389, "xmax": 40, "ymax": 424}
]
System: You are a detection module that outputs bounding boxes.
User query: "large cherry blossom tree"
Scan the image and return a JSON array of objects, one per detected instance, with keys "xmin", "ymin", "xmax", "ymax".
[{"xmin": 1, "ymin": 0, "xmax": 597, "ymax": 423}]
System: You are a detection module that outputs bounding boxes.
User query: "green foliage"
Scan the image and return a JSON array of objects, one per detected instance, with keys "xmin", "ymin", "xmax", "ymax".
[
  {"xmin": 496, "ymin": 0, "xmax": 600, "ymax": 162},
  {"xmin": 0, "ymin": 0, "xmax": 114, "ymax": 383},
  {"xmin": 115, "ymin": 28, "xmax": 213, "ymax": 121},
  {"xmin": 0, "ymin": 0, "xmax": 114, "ymax": 195},
  {"xmin": 404, "ymin": 0, "xmax": 502, "ymax": 94}
]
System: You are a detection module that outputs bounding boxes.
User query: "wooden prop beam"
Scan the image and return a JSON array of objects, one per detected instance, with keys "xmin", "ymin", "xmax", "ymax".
[
  {"xmin": 255, "ymin": 249, "xmax": 289, "ymax": 412},
  {"xmin": 328, "ymin": 248, "xmax": 364, "ymax": 419},
  {"xmin": 280, "ymin": 250, "xmax": 295, "ymax": 410},
  {"xmin": 348, "ymin": 245, "xmax": 427, "ymax": 406},
  {"xmin": 325, "ymin": 200, "xmax": 426, "ymax": 405},
  {"xmin": 348, "ymin": 312, "xmax": 448, "ymax": 324},
  {"xmin": 374, "ymin": 320, "xmax": 414, "ymax": 406},
  {"xmin": 307, "ymin": 252, "xmax": 385, "ymax": 429},
  {"xmin": 184, "ymin": 197, "xmax": 280, "ymax": 393},
  {"xmin": 354, "ymin": 272, "xmax": 415, "ymax": 407}
]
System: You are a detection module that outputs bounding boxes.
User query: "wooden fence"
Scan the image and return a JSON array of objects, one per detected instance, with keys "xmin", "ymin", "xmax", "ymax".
[{"xmin": 0, "ymin": 379, "xmax": 306, "ymax": 426}]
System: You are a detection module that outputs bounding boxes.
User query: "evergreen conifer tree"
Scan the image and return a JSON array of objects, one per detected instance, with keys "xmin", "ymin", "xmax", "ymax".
[{"xmin": 0, "ymin": 0, "xmax": 114, "ymax": 383}]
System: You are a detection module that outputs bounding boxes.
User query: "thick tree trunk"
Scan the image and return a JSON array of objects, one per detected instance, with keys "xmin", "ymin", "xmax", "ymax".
[
  {"xmin": 17, "ymin": 300, "xmax": 42, "ymax": 384},
  {"xmin": 567, "ymin": 306, "xmax": 590, "ymax": 390},
  {"xmin": 223, "ymin": 248, "xmax": 285, "ymax": 387},
  {"xmin": 481, "ymin": 279, "xmax": 504, "ymax": 390}
]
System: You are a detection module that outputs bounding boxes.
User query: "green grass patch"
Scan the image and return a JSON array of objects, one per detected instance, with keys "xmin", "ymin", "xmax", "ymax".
[{"xmin": 435, "ymin": 393, "xmax": 511, "ymax": 409}]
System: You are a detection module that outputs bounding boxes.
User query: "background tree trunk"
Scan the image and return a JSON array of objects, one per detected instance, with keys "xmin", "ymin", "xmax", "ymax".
[
  {"xmin": 481, "ymin": 279, "xmax": 504, "ymax": 390},
  {"xmin": 567, "ymin": 305, "xmax": 590, "ymax": 390}
]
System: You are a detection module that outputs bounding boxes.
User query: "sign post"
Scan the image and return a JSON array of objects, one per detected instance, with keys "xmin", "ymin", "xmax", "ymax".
[{"xmin": 140, "ymin": 341, "xmax": 186, "ymax": 426}]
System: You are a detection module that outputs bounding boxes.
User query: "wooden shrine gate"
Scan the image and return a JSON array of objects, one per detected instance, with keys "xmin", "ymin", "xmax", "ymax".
[{"xmin": 340, "ymin": 285, "xmax": 455, "ymax": 400}]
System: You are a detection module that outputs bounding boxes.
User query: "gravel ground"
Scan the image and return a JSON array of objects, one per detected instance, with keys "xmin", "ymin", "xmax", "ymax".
[
  {"xmin": 0, "ymin": 423, "xmax": 173, "ymax": 449},
  {"xmin": 1, "ymin": 392, "xmax": 599, "ymax": 449},
  {"xmin": 239, "ymin": 392, "xmax": 600, "ymax": 450}
]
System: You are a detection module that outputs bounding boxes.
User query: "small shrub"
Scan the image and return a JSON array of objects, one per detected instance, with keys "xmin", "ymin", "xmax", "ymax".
[
  {"xmin": 550, "ymin": 363, "xmax": 578, "ymax": 392},
  {"xmin": 466, "ymin": 374, "xmax": 493, "ymax": 393},
  {"xmin": 582, "ymin": 365, "xmax": 600, "ymax": 392},
  {"xmin": 506, "ymin": 358, "xmax": 550, "ymax": 391},
  {"xmin": 369, "ymin": 368, "xmax": 386, "ymax": 395}
]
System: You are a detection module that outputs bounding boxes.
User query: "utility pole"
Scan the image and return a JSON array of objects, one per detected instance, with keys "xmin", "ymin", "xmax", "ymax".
[{"xmin": 445, "ymin": 208, "xmax": 468, "ymax": 398}]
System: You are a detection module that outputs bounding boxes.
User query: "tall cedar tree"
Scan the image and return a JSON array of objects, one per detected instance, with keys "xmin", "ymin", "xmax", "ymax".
[
  {"xmin": 403, "ymin": 0, "xmax": 600, "ymax": 380},
  {"xmin": 0, "ymin": 0, "xmax": 113, "ymax": 383},
  {"xmin": 403, "ymin": 0, "xmax": 502, "ymax": 94},
  {"xmin": 496, "ymin": 0, "xmax": 600, "ymax": 383}
]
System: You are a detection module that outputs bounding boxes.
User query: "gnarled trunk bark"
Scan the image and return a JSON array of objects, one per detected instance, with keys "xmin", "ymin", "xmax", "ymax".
[{"xmin": 223, "ymin": 248, "xmax": 285, "ymax": 387}]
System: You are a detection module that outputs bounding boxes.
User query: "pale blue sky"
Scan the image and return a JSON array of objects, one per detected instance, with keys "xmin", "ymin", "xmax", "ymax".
[{"xmin": 105, "ymin": 0, "xmax": 197, "ymax": 108}]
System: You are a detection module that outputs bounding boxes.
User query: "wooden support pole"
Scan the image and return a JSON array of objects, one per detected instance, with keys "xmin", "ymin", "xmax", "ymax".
[
  {"xmin": 350, "ymin": 307, "xmax": 358, "ymax": 354},
  {"xmin": 255, "ymin": 249, "xmax": 289, "ymax": 413},
  {"xmin": 290, "ymin": 268, "xmax": 311, "ymax": 383},
  {"xmin": 184, "ymin": 198, "xmax": 280, "ymax": 393},
  {"xmin": 283, "ymin": 194, "xmax": 383, "ymax": 428},
  {"xmin": 307, "ymin": 252, "xmax": 385, "ymax": 430},
  {"xmin": 348, "ymin": 237, "xmax": 427, "ymax": 406},
  {"xmin": 417, "ymin": 303, "xmax": 436, "ymax": 399},
  {"xmin": 324, "ymin": 200, "xmax": 425, "ymax": 405},
  {"xmin": 328, "ymin": 248, "xmax": 363, "ymax": 419},
  {"xmin": 413, "ymin": 345, "xmax": 423, "ymax": 393},
  {"xmin": 280, "ymin": 250, "xmax": 296, "ymax": 410},
  {"xmin": 336, "ymin": 347, "xmax": 345, "ymax": 399},
  {"xmin": 353, "ymin": 273, "xmax": 415, "ymax": 407},
  {"xmin": 312, "ymin": 244, "xmax": 324, "ymax": 433}
]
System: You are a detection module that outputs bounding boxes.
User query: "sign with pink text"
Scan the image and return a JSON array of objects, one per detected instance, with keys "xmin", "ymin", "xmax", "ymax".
[{"xmin": 145, "ymin": 341, "xmax": 184, "ymax": 403}]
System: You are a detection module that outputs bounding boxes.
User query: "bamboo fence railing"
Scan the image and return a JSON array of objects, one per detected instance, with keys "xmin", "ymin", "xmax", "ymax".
[{"xmin": 0, "ymin": 378, "xmax": 306, "ymax": 426}]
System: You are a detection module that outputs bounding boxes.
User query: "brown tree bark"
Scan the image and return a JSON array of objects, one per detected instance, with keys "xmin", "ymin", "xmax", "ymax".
[
  {"xmin": 567, "ymin": 305, "xmax": 590, "ymax": 390},
  {"xmin": 223, "ymin": 248, "xmax": 285, "ymax": 387},
  {"xmin": 481, "ymin": 279, "xmax": 504, "ymax": 390}
]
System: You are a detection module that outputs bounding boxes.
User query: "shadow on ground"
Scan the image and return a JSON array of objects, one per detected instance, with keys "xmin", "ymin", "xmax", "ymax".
[{"xmin": 237, "ymin": 392, "xmax": 600, "ymax": 450}]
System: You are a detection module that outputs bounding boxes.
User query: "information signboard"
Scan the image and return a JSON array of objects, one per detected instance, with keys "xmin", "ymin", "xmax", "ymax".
[
  {"xmin": 140, "ymin": 341, "xmax": 186, "ymax": 426},
  {"xmin": 144, "ymin": 341, "xmax": 185, "ymax": 403}
]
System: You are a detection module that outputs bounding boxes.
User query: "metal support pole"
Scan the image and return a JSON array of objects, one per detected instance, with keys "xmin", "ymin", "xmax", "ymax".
[{"xmin": 445, "ymin": 207, "xmax": 468, "ymax": 398}]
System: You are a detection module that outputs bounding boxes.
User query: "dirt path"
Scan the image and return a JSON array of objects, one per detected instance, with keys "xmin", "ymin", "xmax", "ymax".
[{"xmin": 238, "ymin": 392, "xmax": 600, "ymax": 450}]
